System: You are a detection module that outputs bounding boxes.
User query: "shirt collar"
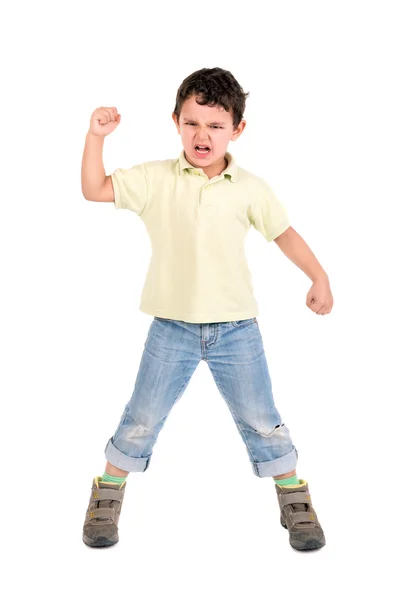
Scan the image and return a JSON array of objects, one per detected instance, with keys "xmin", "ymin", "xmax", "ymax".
[{"xmin": 178, "ymin": 150, "xmax": 237, "ymax": 183}]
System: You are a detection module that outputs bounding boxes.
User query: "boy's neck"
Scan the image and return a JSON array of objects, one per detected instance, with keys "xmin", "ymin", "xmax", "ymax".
[{"xmin": 184, "ymin": 152, "xmax": 228, "ymax": 180}]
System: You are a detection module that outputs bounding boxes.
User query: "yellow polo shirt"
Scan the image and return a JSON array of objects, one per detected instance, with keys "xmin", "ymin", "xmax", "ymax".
[{"xmin": 111, "ymin": 151, "xmax": 290, "ymax": 323}]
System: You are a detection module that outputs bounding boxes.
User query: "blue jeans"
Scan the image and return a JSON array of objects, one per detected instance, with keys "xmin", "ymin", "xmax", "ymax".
[{"xmin": 104, "ymin": 317, "xmax": 298, "ymax": 477}]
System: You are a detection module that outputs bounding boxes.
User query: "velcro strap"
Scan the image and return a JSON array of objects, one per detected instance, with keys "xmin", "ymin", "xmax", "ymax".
[
  {"xmin": 278, "ymin": 492, "xmax": 311, "ymax": 508},
  {"xmin": 289, "ymin": 511, "xmax": 317, "ymax": 525},
  {"xmin": 88, "ymin": 507, "xmax": 120, "ymax": 523},
  {"xmin": 92, "ymin": 488, "xmax": 124, "ymax": 502}
]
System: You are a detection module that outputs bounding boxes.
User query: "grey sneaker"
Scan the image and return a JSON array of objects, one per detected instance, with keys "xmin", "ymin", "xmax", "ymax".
[
  {"xmin": 83, "ymin": 476, "xmax": 127, "ymax": 547},
  {"xmin": 275, "ymin": 479, "xmax": 326, "ymax": 551}
]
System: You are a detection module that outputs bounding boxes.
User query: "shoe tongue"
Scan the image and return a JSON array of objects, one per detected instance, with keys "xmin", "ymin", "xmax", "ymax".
[
  {"xmin": 98, "ymin": 481, "xmax": 122, "ymax": 490},
  {"xmin": 290, "ymin": 501, "xmax": 307, "ymax": 512}
]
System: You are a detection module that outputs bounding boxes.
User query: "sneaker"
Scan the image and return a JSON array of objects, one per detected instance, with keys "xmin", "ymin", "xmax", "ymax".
[
  {"xmin": 275, "ymin": 479, "xmax": 326, "ymax": 551},
  {"xmin": 82, "ymin": 476, "xmax": 127, "ymax": 547}
]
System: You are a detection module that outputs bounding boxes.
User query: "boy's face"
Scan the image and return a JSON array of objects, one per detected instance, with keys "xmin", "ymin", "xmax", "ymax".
[{"xmin": 172, "ymin": 95, "xmax": 246, "ymax": 175}]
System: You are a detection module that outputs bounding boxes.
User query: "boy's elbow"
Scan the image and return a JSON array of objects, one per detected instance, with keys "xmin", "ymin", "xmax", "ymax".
[
  {"xmin": 83, "ymin": 194, "xmax": 95, "ymax": 202},
  {"xmin": 83, "ymin": 192, "xmax": 95, "ymax": 201},
  {"xmin": 82, "ymin": 177, "xmax": 114, "ymax": 203}
]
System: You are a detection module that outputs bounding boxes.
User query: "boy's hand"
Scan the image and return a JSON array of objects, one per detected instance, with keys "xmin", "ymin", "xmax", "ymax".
[
  {"xmin": 306, "ymin": 276, "xmax": 333, "ymax": 315},
  {"xmin": 88, "ymin": 106, "xmax": 121, "ymax": 137}
]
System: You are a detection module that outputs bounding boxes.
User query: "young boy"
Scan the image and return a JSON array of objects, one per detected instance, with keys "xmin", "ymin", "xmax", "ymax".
[{"xmin": 81, "ymin": 67, "xmax": 333, "ymax": 551}]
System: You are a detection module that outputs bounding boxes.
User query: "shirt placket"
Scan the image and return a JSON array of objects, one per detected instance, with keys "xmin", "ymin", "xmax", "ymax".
[{"xmin": 193, "ymin": 171, "xmax": 220, "ymax": 211}]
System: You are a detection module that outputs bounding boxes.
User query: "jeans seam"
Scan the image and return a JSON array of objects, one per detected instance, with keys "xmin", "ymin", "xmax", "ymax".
[
  {"xmin": 172, "ymin": 370, "xmax": 195, "ymax": 404},
  {"xmin": 209, "ymin": 366, "xmax": 258, "ymax": 464}
]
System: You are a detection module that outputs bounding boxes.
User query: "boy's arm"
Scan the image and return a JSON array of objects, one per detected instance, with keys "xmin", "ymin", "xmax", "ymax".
[
  {"xmin": 81, "ymin": 132, "xmax": 114, "ymax": 202},
  {"xmin": 81, "ymin": 107, "xmax": 121, "ymax": 202},
  {"xmin": 274, "ymin": 226, "xmax": 333, "ymax": 315},
  {"xmin": 80, "ymin": 108, "xmax": 148, "ymax": 212}
]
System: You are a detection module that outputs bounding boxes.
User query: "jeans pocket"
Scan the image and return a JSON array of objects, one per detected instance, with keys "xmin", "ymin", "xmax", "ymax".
[{"xmin": 231, "ymin": 317, "xmax": 257, "ymax": 328}]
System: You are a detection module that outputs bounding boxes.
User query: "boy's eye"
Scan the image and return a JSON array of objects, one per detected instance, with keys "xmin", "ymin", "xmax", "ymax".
[{"xmin": 185, "ymin": 123, "xmax": 222, "ymax": 129}]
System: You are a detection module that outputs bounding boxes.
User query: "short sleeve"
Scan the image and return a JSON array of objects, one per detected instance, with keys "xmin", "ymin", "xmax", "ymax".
[
  {"xmin": 250, "ymin": 180, "xmax": 291, "ymax": 242},
  {"xmin": 110, "ymin": 163, "xmax": 148, "ymax": 215}
]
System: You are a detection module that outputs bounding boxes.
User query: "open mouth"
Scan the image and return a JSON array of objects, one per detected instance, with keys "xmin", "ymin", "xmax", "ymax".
[{"xmin": 194, "ymin": 145, "xmax": 211, "ymax": 157}]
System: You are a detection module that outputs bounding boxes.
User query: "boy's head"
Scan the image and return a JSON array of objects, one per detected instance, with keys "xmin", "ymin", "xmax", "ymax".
[{"xmin": 172, "ymin": 67, "xmax": 249, "ymax": 175}]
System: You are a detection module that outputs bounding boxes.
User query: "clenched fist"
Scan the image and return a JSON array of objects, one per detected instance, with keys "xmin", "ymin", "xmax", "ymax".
[
  {"xmin": 88, "ymin": 106, "xmax": 121, "ymax": 137},
  {"xmin": 306, "ymin": 276, "xmax": 333, "ymax": 315}
]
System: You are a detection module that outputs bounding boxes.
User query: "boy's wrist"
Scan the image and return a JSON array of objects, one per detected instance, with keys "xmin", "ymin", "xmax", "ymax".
[
  {"xmin": 312, "ymin": 271, "xmax": 329, "ymax": 283},
  {"xmin": 87, "ymin": 130, "xmax": 106, "ymax": 140}
]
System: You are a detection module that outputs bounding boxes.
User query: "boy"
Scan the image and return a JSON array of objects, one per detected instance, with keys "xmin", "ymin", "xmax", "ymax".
[{"xmin": 81, "ymin": 67, "xmax": 333, "ymax": 551}]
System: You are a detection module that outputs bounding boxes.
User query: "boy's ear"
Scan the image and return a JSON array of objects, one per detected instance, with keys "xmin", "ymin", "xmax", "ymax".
[
  {"xmin": 172, "ymin": 112, "xmax": 180, "ymax": 133},
  {"xmin": 231, "ymin": 119, "xmax": 246, "ymax": 141}
]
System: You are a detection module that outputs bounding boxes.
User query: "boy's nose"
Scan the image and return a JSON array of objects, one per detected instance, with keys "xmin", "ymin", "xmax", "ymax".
[
  {"xmin": 196, "ymin": 131, "xmax": 210, "ymax": 143},
  {"xmin": 197, "ymin": 126, "xmax": 210, "ymax": 137}
]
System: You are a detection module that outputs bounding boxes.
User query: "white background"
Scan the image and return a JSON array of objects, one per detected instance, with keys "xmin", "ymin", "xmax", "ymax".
[{"xmin": 1, "ymin": 0, "xmax": 399, "ymax": 598}]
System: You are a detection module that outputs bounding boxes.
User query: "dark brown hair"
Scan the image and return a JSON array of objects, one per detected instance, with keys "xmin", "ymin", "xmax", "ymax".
[{"xmin": 173, "ymin": 67, "xmax": 249, "ymax": 129}]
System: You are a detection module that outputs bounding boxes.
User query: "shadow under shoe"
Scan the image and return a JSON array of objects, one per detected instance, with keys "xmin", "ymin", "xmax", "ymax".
[
  {"xmin": 83, "ymin": 476, "xmax": 127, "ymax": 548},
  {"xmin": 275, "ymin": 479, "xmax": 326, "ymax": 551}
]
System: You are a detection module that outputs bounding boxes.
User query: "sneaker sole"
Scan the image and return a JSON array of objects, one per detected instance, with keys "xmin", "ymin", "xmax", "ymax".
[
  {"xmin": 82, "ymin": 534, "xmax": 119, "ymax": 548},
  {"xmin": 290, "ymin": 537, "xmax": 326, "ymax": 551}
]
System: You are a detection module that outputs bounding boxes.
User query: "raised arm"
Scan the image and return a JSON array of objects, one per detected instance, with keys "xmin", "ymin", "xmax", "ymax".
[{"xmin": 81, "ymin": 107, "xmax": 121, "ymax": 202}]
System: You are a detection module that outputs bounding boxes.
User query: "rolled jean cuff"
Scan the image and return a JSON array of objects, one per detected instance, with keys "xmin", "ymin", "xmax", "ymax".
[
  {"xmin": 104, "ymin": 437, "xmax": 152, "ymax": 472},
  {"xmin": 251, "ymin": 446, "xmax": 298, "ymax": 478}
]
